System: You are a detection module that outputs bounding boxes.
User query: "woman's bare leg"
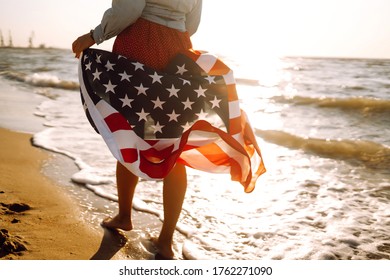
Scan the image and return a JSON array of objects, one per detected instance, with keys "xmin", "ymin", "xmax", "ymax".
[
  {"xmin": 101, "ymin": 161, "xmax": 138, "ymax": 231},
  {"xmin": 155, "ymin": 163, "xmax": 187, "ymax": 259}
]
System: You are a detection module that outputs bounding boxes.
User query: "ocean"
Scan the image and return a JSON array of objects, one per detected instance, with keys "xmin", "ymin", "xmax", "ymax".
[{"xmin": 0, "ymin": 47, "xmax": 389, "ymax": 260}]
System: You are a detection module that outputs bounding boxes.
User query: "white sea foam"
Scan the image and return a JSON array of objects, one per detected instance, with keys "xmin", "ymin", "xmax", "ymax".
[
  {"xmin": 25, "ymin": 72, "xmax": 79, "ymax": 90},
  {"xmin": 1, "ymin": 70, "xmax": 79, "ymax": 90}
]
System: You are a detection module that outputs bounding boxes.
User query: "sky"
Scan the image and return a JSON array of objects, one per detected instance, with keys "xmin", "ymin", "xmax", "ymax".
[{"xmin": 0, "ymin": 0, "xmax": 390, "ymax": 59}]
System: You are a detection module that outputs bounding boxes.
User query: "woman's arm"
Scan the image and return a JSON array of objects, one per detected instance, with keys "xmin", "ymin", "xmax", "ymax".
[
  {"xmin": 72, "ymin": 0, "xmax": 146, "ymax": 58},
  {"xmin": 93, "ymin": 0, "xmax": 146, "ymax": 44},
  {"xmin": 72, "ymin": 32, "xmax": 95, "ymax": 58}
]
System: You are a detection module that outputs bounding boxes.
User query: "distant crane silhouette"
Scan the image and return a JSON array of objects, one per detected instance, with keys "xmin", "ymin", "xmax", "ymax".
[
  {"xmin": 8, "ymin": 30, "xmax": 13, "ymax": 47},
  {"xmin": 29, "ymin": 31, "xmax": 35, "ymax": 48},
  {"xmin": 0, "ymin": 30, "xmax": 4, "ymax": 47}
]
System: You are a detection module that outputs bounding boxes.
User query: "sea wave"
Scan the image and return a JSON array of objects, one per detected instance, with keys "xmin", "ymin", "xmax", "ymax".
[
  {"xmin": 271, "ymin": 95, "xmax": 390, "ymax": 112},
  {"xmin": 256, "ymin": 129, "xmax": 390, "ymax": 170},
  {"xmin": 0, "ymin": 70, "xmax": 79, "ymax": 90},
  {"xmin": 235, "ymin": 78, "xmax": 260, "ymax": 86}
]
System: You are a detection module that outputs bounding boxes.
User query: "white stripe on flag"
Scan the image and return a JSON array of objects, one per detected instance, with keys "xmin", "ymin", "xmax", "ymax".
[
  {"xmin": 121, "ymin": 159, "xmax": 153, "ymax": 180},
  {"xmin": 111, "ymin": 130, "xmax": 149, "ymax": 150},
  {"xmin": 180, "ymin": 148, "xmax": 230, "ymax": 173},
  {"xmin": 213, "ymin": 139, "xmax": 250, "ymax": 182},
  {"xmin": 95, "ymin": 100, "xmax": 117, "ymax": 119},
  {"xmin": 223, "ymin": 70, "xmax": 235, "ymax": 85},
  {"xmin": 196, "ymin": 53, "xmax": 217, "ymax": 73},
  {"xmin": 229, "ymin": 100, "xmax": 241, "ymax": 119}
]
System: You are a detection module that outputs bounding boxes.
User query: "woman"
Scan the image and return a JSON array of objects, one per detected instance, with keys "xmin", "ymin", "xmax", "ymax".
[{"xmin": 73, "ymin": 0, "xmax": 264, "ymax": 260}]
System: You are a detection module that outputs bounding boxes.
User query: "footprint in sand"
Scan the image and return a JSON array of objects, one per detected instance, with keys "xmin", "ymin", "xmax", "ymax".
[
  {"xmin": 0, "ymin": 229, "xmax": 28, "ymax": 258},
  {"xmin": 0, "ymin": 202, "xmax": 31, "ymax": 214},
  {"xmin": 0, "ymin": 198, "xmax": 30, "ymax": 258}
]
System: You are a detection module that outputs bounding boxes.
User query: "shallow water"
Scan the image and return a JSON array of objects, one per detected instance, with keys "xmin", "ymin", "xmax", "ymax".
[{"xmin": 0, "ymin": 47, "xmax": 389, "ymax": 259}]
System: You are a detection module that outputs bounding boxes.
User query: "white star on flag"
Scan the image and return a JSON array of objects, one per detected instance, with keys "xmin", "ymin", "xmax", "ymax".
[
  {"xmin": 135, "ymin": 83, "xmax": 148, "ymax": 95},
  {"xmin": 120, "ymin": 95, "xmax": 134, "ymax": 108},
  {"xmin": 210, "ymin": 96, "xmax": 221, "ymax": 108},
  {"xmin": 196, "ymin": 109, "xmax": 208, "ymax": 119},
  {"xmin": 180, "ymin": 78, "xmax": 191, "ymax": 85},
  {"xmin": 205, "ymin": 76, "xmax": 216, "ymax": 84},
  {"xmin": 103, "ymin": 80, "xmax": 117, "ymax": 93},
  {"xmin": 181, "ymin": 122, "xmax": 192, "ymax": 132},
  {"xmin": 152, "ymin": 121, "xmax": 164, "ymax": 134},
  {"xmin": 136, "ymin": 108, "xmax": 149, "ymax": 121},
  {"xmin": 167, "ymin": 84, "xmax": 180, "ymax": 98},
  {"xmin": 152, "ymin": 97, "xmax": 165, "ymax": 110},
  {"xmin": 176, "ymin": 64, "xmax": 188, "ymax": 75},
  {"xmin": 119, "ymin": 71, "xmax": 132, "ymax": 82},
  {"xmin": 149, "ymin": 72, "xmax": 163, "ymax": 84},
  {"xmin": 132, "ymin": 62, "xmax": 144, "ymax": 71},
  {"xmin": 85, "ymin": 61, "xmax": 92, "ymax": 70},
  {"xmin": 182, "ymin": 98, "xmax": 194, "ymax": 110},
  {"xmin": 167, "ymin": 110, "xmax": 180, "ymax": 122},
  {"xmin": 194, "ymin": 85, "xmax": 207, "ymax": 97},
  {"xmin": 105, "ymin": 60, "xmax": 115, "ymax": 71},
  {"xmin": 92, "ymin": 69, "xmax": 102, "ymax": 81},
  {"xmin": 95, "ymin": 54, "xmax": 102, "ymax": 63}
]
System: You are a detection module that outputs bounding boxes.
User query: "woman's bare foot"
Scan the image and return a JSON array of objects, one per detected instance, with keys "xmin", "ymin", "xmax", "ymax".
[
  {"xmin": 151, "ymin": 236, "xmax": 175, "ymax": 260},
  {"xmin": 101, "ymin": 215, "xmax": 133, "ymax": 231}
]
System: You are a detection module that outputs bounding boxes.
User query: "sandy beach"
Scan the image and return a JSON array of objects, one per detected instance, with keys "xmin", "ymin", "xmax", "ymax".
[
  {"xmin": 0, "ymin": 78, "xmax": 121, "ymax": 260},
  {"xmin": 0, "ymin": 127, "xmax": 131, "ymax": 260}
]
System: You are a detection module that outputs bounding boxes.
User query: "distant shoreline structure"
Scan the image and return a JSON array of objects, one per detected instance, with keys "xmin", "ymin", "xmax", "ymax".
[
  {"xmin": 0, "ymin": 45, "xmax": 48, "ymax": 50},
  {"xmin": 0, "ymin": 29, "xmax": 47, "ymax": 49}
]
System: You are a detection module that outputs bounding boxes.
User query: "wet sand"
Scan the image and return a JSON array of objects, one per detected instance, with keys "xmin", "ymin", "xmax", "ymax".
[{"xmin": 0, "ymin": 127, "xmax": 131, "ymax": 259}]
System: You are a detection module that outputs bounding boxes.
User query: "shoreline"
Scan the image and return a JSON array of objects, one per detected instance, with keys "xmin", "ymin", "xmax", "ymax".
[
  {"xmin": 0, "ymin": 79, "xmax": 117, "ymax": 259},
  {"xmin": 0, "ymin": 127, "xmax": 172, "ymax": 260},
  {"xmin": 0, "ymin": 127, "xmax": 105, "ymax": 259}
]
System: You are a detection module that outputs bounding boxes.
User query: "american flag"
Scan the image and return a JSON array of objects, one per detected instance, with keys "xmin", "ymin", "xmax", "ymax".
[{"xmin": 79, "ymin": 48, "xmax": 265, "ymax": 192}]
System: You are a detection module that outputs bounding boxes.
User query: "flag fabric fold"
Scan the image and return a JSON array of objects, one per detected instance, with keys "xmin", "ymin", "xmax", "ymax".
[{"xmin": 79, "ymin": 48, "xmax": 265, "ymax": 192}]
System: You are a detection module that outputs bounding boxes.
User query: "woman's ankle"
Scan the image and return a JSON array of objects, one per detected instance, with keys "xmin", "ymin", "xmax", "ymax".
[{"xmin": 101, "ymin": 215, "xmax": 133, "ymax": 231}]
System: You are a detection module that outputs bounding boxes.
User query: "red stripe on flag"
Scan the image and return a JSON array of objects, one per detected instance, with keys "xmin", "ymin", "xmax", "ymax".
[
  {"xmin": 104, "ymin": 113, "xmax": 131, "ymax": 132},
  {"xmin": 145, "ymin": 140, "xmax": 159, "ymax": 146},
  {"xmin": 184, "ymin": 49, "xmax": 202, "ymax": 62},
  {"xmin": 182, "ymin": 144, "xmax": 199, "ymax": 151},
  {"xmin": 229, "ymin": 116, "xmax": 242, "ymax": 135},
  {"xmin": 209, "ymin": 58, "xmax": 230, "ymax": 75},
  {"xmin": 227, "ymin": 84, "xmax": 238, "ymax": 102},
  {"xmin": 139, "ymin": 148, "xmax": 179, "ymax": 179},
  {"xmin": 195, "ymin": 143, "xmax": 231, "ymax": 167},
  {"xmin": 121, "ymin": 148, "xmax": 138, "ymax": 163},
  {"xmin": 140, "ymin": 144, "xmax": 175, "ymax": 164},
  {"xmin": 195, "ymin": 142, "xmax": 245, "ymax": 182}
]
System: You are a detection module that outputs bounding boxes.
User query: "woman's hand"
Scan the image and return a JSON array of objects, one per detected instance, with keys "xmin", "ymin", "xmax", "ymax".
[{"xmin": 72, "ymin": 33, "xmax": 95, "ymax": 59}]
